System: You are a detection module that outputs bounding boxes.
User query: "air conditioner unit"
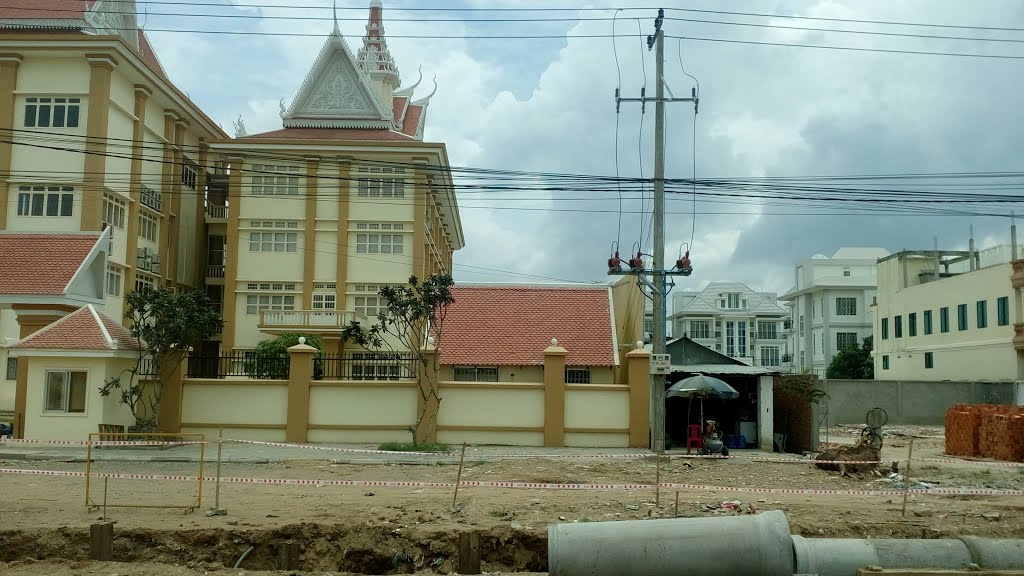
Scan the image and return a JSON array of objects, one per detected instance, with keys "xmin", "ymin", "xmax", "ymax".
[{"xmin": 150, "ymin": 255, "xmax": 161, "ymax": 274}]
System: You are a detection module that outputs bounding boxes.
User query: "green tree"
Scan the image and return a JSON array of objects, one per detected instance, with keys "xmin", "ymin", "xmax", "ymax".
[
  {"xmin": 340, "ymin": 274, "xmax": 455, "ymax": 444},
  {"xmin": 826, "ymin": 336, "xmax": 874, "ymax": 379},
  {"xmin": 247, "ymin": 333, "xmax": 324, "ymax": 379},
  {"xmin": 100, "ymin": 287, "xmax": 223, "ymax": 431}
]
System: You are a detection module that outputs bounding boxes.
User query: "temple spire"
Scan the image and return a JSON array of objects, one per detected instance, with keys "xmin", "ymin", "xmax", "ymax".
[
  {"xmin": 332, "ymin": 0, "xmax": 340, "ymax": 35},
  {"xmin": 357, "ymin": 0, "xmax": 400, "ymax": 110}
]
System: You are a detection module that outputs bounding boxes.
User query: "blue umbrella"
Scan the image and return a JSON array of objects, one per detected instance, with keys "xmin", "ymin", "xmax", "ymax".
[{"xmin": 667, "ymin": 374, "xmax": 740, "ymax": 399}]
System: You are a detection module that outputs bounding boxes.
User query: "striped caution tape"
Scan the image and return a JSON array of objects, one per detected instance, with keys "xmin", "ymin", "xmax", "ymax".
[
  {"xmin": 0, "ymin": 438, "xmax": 204, "ymax": 447},
  {"xmin": 224, "ymin": 438, "xmax": 451, "ymax": 456},
  {"xmin": 922, "ymin": 457, "xmax": 1024, "ymax": 467},
  {"xmin": 2, "ymin": 467, "xmax": 1022, "ymax": 496}
]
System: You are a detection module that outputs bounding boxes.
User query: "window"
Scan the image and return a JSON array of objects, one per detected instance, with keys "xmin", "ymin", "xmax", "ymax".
[
  {"xmin": 835, "ymin": 297, "xmax": 856, "ymax": 316},
  {"xmin": 102, "ymin": 194, "xmax": 126, "ymax": 229},
  {"xmin": 246, "ymin": 294, "xmax": 295, "ymax": 315},
  {"xmin": 908, "ymin": 313, "xmax": 917, "ymax": 337},
  {"xmin": 894, "ymin": 315, "xmax": 903, "ymax": 338},
  {"xmin": 998, "ymin": 297, "xmax": 1010, "ymax": 326},
  {"xmin": 836, "ymin": 332, "xmax": 858, "ymax": 351},
  {"xmin": 940, "ymin": 307, "xmax": 950, "ymax": 333},
  {"xmin": 923, "ymin": 310, "xmax": 933, "ymax": 335},
  {"xmin": 354, "ymin": 295, "xmax": 386, "ymax": 317},
  {"xmin": 44, "ymin": 370, "xmax": 87, "ymax": 413},
  {"xmin": 738, "ymin": 321, "xmax": 747, "ymax": 356},
  {"xmin": 726, "ymin": 293, "xmax": 740, "ymax": 309},
  {"xmin": 249, "ymin": 231, "xmax": 298, "ymax": 253},
  {"xmin": 726, "ymin": 321, "xmax": 735, "ymax": 356},
  {"xmin": 759, "ymin": 347, "xmax": 780, "ymax": 367},
  {"xmin": 453, "ymin": 366, "xmax": 498, "ymax": 382},
  {"xmin": 689, "ymin": 320, "xmax": 711, "ymax": 339},
  {"xmin": 756, "ymin": 322, "xmax": 777, "ymax": 340},
  {"xmin": 565, "ymin": 367, "xmax": 591, "ymax": 384},
  {"xmin": 106, "ymin": 266, "xmax": 122, "ymax": 297},
  {"xmin": 312, "ymin": 293, "xmax": 335, "ymax": 310},
  {"xmin": 134, "ymin": 273, "xmax": 156, "ymax": 293},
  {"xmin": 799, "ymin": 350, "xmax": 805, "ymax": 369},
  {"xmin": 24, "ymin": 96, "xmax": 80, "ymax": 128},
  {"xmin": 925, "ymin": 352, "xmax": 934, "ymax": 369},
  {"xmin": 882, "ymin": 355, "xmax": 889, "ymax": 370},
  {"xmin": 181, "ymin": 161, "xmax": 198, "ymax": 190},
  {"xmin": 957, "ymin": 304, "xmax": 968, "ymax": 331},
  {"xmin": 5, "ymin": 357, "xmax": 17, "ymax": 381},
  {"xmin": 139, "ymin": 211, "xmax": 159, "ymax": 242},
  {"xmin": 798, "ymin": 315, "xmax": 805, "ymax": 332},
  {"xmin": 356, "ymin": 233, "xmax": 404, "ymax": 254},
  {"xmin": 16, "ymin": 185, "xmax": 74, "ymax": 217},
  {"xmin": 881, "ymin": 318, "xmax": 889, "ymax": 340},
  {"xmin": 251, "ymin": 164, "xmax": 299, "ymax": 195},
  {"xmin": 140, "ymin": 186, "xmax": 162, "ymax": 212},
  {"xmin": 812, "ymin": 299, "xmax": 816, "ymax": 319},
  {"xmin": 977, "ymin": 300, "xmax": 988, "ymax": 329},
  {"xmin": 843, "ymin": 269, "xmax": 851, "ymax": 277},
  {"xmin": 356, "ymin": 166, "xmax": 407, "ymax": 198}
]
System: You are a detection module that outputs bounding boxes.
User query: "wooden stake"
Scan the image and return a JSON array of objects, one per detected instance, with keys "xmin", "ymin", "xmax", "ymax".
[
  {"xmin": 458, "ymin": 531, "xmax": 482, "ymax": 574},
  {"xmin": 452, "ymin": 442, "xmax": 467, "ymax": 508},
  {"xmin": 674, "ymin": 491, "xmax": 680, "ymax": 518},
  {"xmin": 901, "ymin": 437, "xmax": 915, "ymax": 518},
  {"xmin": 655, "ymin": 453, "xmax": 662, "ymax": 507},
  {"xmin": 102, "ymin": 477, "xmax": 108, "ymax": 522},
  {"xmin": 278, "ymin": 541, "xmax": 300, "ymax": 570},
  {"xmin": 89, "ymin": 522, "xmax": 113, "ymax": 561}
]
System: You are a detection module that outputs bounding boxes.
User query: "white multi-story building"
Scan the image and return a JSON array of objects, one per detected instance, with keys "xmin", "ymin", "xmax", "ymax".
[
  {"xmin": 780, "ymin": 248, "xmax": 889, "ymax": 376},
  {"xmin": 669, "ymin": 282, "xmax": 788, "ymax": 367},
  {"xmin": 873, "ymin": 246, "xmax": 1019, "ymax": 381}
]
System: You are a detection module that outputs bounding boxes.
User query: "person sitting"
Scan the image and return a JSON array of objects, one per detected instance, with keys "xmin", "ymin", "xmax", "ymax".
[{"xmin": 0, "ymin": 422, "xmax": 12, "ymax": 439}]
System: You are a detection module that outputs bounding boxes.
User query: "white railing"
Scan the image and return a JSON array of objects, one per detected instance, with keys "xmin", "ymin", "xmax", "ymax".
[
  {"xmin": 206, "ymin": 265, "xmax": 225, "ymax": 278},
  {"xmin": 206, "ymin": 205, "xmax": 228, "ymax": 219},
  {"xmin": 259, "ymin": 309, "xmax": 356, "ymax": 329}
]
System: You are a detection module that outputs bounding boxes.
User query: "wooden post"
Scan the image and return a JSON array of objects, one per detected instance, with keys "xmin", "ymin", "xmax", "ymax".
[
  {"xmin": 90, "ymin": 522, "xmax": 113, "ymax": 561},
  {"xmin": 278, "ymin": 541, "xmax": 300, "ymax": 570},
  {"xmin": 452, "ymin": 442, "xmax": 467, "ymax": 508},
  {"xmin": 655, "ymin": 453, "xmax": 661, "ymax": 507},
  {"xmin": 458, "ymin": 531, "xmax": 481, "ymax": 574},
  {"xmin": 674, "ymin": 491, "xmax": 679, "ymax": 518},
  {"xmin": 901, "ymin": 437, "xmax": 915, "ymax": 517}
]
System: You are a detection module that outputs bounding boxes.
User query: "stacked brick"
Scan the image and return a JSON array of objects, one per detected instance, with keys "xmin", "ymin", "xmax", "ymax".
[{"xmin": 945, "ymin": 404, "xmax": 1024, "ymax": 462}]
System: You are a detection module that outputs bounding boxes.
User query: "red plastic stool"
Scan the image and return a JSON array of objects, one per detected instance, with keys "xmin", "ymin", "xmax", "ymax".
[{"xmin": 686, "ymin": 424, "xmax": 703, "ymax": 454}]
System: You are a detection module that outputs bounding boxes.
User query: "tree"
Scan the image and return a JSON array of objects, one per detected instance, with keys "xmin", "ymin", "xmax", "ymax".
[
  {"xmin": 340, "ymin": 274, "xmax": 454, "ymax": 444},
  {"xmin": 247, "ymin": 333, "xmax": 324, "ymax": 379},
  {"xmin": 100, "ymin": 287, "xmax": 222, "ymax": 431},
  {"xmin": 826, "ymin": 336, "xmax": 874, "ymax": 379}
]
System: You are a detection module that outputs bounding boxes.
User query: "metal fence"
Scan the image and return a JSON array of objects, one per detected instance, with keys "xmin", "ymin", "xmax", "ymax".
[
  {"xmin": 186, "ymin": 352, "xmax": 290, "ymax": 379},
  {"xmin": 317, "ymin": 352, "xmax": 418, "ymax": 381}
]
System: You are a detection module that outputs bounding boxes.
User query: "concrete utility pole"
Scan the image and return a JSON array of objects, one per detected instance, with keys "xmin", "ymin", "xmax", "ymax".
[{"xmin": 610, "ymin": 9, "xmax": 698, "ymax": 453}]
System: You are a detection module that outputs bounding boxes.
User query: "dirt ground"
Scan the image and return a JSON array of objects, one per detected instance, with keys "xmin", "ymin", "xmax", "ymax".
[{"xmin": 1, "ymin": 432, "xmax": 1022, "ymax": 575}]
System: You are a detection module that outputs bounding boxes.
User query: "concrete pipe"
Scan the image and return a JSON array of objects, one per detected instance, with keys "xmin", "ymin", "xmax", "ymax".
[
  {"xmin": 792, "ymin": 535, "xmax": 1024, "ymax": 576},
  {"xmin": 547, "ymin": 510, "xmax": 793, "ymax": 576}
]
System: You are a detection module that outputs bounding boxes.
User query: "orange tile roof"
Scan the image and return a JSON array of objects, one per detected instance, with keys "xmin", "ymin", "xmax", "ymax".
[
  {"xmin": 11, "ymin": 305, "xmax": 142, "ymax": 351},
  {"xmin": 440, "ymin": 286, "xmax": 616, "ymax": 367},
  {"xmin": 0, "ymin": 0, "xmax": 93, "ymax": 20},
  {"xmin": 392, "ymin": 96, "xmax": 408, "ymax": 126},
  {"xmin": 0, "ymin": 233, "xmax": 100, "ymax": 295},
  {"xmin": 401, "ymin": 104, "xmax": 424, "ymax": 137},
  {"xmin": 137, "ymin": 29, "xmax": 166, "ymax": 78},
  {"xmin": 242, "ymin": 127, "xmax": 416, "ymax": 141}
]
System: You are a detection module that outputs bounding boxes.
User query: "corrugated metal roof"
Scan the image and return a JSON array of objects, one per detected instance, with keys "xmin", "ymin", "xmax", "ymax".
[{"xmin": 669, "ymin": 364, "xmax": 781, "ymax": 375}]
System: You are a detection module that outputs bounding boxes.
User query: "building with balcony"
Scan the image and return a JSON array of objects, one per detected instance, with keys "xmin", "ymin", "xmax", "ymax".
[
  {"xmin": 669, "ymin": 282, "xmax": 788, "ymax": 367},
  {"xmin": 204, "ymin": 2, "xmax": 463, "ymax": 356},
  {"xmin": 0, "ymin": 0, "xmax": 227, "ymax": 413},
  {"xmin": 779, "ymin": 247, "xmax": 889, "ymax": 377},
  {"xmin": 873, "ymin": 244, "xmax": 1020, "ymax": 381}
]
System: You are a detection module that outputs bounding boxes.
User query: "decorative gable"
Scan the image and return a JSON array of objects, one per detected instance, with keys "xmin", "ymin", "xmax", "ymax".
[{"xmin": 281, "ymin": 32, "xmax": 392, "ymax": 129}]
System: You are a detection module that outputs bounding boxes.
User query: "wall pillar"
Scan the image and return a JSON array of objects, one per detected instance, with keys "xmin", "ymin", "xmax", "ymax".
[
  {"xmin": 625, "ymin": 344, "xmax": 652, "ymax": 448},
  {"xmin": 302, "ymin": 157, "xmax": 319, "ymax": 308},
  {"xmin": 125, "ymin": 85, "xmax": 151, "ymax": 293},
  {"xmin": 221, "ymin": 156, "xmax": 243, "ymax": 352},
  {"xmin": 286, "ymin": 341, "xmax": 316, "ymax": 443},
  {"xmin": 167, "ymin": 119, "xmax": 188, "ymax": 286},
  {"xmin": 0, "ymin": 54, "xmax": 22, "ymax": 229},
  {"xmin": 82, "ymin": 55, "xmax": 117, "ymax": 231},
  {"xmin": 335, "ymin": 158, "xmax": 352, "ymax": 315},
  {"xmin": 415, "ymin": 345, "xmax": 439, "ymax": 444},
  {"xmin": 543, "ymin": 339, "xmax": 568, "ymax": 447},
  {"xmin": 758, "ymin": 374, "xmax": 774, "ymax": 452},
  {"xmin": 157, "ymin": 350, "xmax": 188, "ymax": 433}
]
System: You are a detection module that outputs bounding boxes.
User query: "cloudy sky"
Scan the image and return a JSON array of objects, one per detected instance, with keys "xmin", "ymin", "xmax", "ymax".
[{"xmin": 145, "ymin": 0, "xmax": 1024, "ymax": 297}]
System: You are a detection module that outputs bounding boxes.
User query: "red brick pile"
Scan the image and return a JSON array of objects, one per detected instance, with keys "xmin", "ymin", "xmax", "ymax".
[{"xmin": 945, "ymin": 404, "xmax": 1024, "ymax": 462}]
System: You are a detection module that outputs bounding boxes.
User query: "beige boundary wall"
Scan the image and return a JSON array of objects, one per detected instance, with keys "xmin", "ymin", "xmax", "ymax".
[{"xmin": 168, "ymin": 343, "xmax": 652, "ymax": 448}]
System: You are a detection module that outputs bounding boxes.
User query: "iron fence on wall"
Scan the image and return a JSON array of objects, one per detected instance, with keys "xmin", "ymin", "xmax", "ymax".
[
  {"xmin": 316, "ymin": 352, "xmax": 418, "ymax": 381},
  {"xmin": 186, "ymin": 352, "xmax": 290, "ymax": 379}
]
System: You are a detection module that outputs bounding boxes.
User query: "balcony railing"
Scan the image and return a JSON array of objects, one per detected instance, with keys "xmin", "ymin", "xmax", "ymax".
[
  {"xmin": 206, "ymin": 265, "xmax": 225, "ymax": 278},
  {"xmin": 259, "ymin": 309, "xmax": 358, "ymax": 330},
  {"xmin": 756, "ymin": 333, "xmax": 785, "ymax": 340},
  {"xmin": 206, "ymin": 204, "xmax": 228, "ymax": 220}
]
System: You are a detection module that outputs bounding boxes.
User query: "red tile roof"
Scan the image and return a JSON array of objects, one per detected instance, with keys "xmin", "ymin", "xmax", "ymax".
[
  {"xmin": 0, "ymin": 0, "xmax": 92, "ymax": 21},
  {"xmin": 11, "ymin": 305, "xmax": 142, "ymax": 351},
  {"xmin": 401, "ymin": 104, "xmax": 424, "ymax": 137},
  {"xmin": 0, "ymin": 233, "xmax": 100, "ymax": 295},
  {"xmin": 242, "ymin": 127, "xmax": 417, "ymax": 141},
  {"xmin": 392, "ymin": 96, "xmax": 408, "ymax": 126},
  {"xmin": 440, "ymin": 286, "xmax": 616, "ymax": 367},
  {"xmin": 137, "ymin": 29, "xmax": 166, "ymax": 77}
]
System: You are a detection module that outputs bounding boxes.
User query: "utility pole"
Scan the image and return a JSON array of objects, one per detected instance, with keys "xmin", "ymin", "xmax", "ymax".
[{"xmin": 608, "ymin": 9, "xmax": 698, "ymax": 453}]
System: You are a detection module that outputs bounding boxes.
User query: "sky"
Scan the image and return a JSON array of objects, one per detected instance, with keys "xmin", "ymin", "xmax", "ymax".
[{"xmin": 144, "ymin": 0, "xmax": 1024, "ymax": 298}]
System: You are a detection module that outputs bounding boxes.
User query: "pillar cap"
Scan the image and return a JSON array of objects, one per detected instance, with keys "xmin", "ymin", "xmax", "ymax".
[
  {"xmin": 544, "ymin": 338, "xmax": 568, "ymax": 355},
  {"xmin": 287, "ymin": 343, "xmax": 318, "ymax": 353}
]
